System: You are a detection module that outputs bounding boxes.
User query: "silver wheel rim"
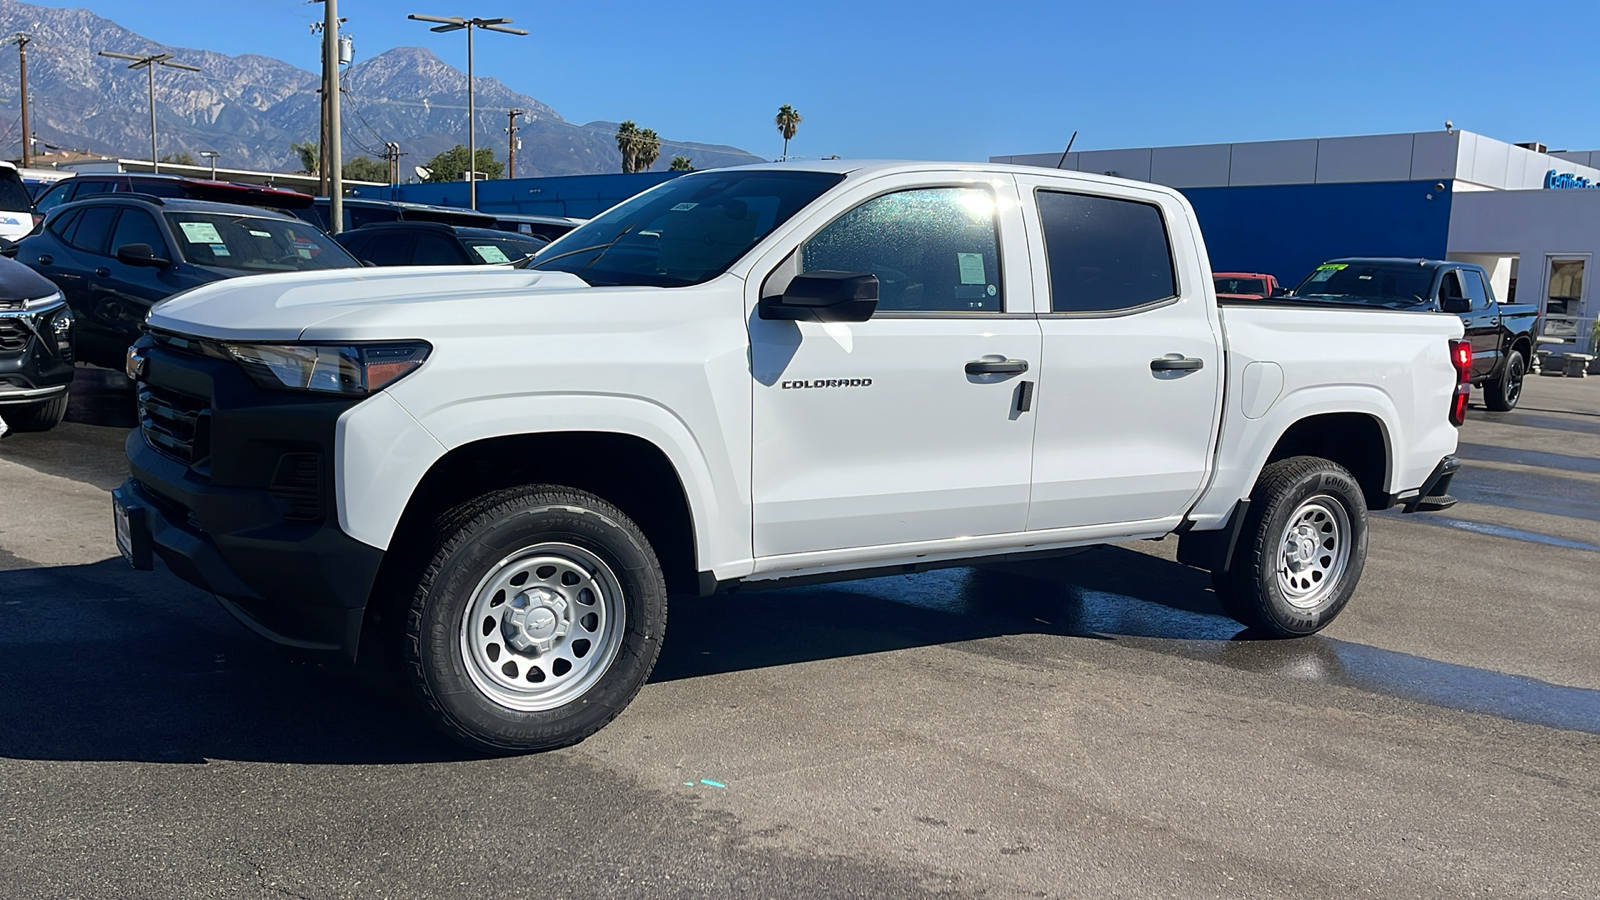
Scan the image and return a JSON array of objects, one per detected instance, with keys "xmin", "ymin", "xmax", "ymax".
[
  {"xmin": 459, "ymin": 542, "xmax": 626, "ymax": 712},
  {"xmin": 1275, "ymin": 495, "xmax": 1351, "ymax": 610}
]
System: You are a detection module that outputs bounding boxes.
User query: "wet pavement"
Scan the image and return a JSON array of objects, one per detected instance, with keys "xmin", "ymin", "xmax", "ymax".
[{"xmin": 1, "ymin": 367, "xmax": 1598, "ymax": 898}]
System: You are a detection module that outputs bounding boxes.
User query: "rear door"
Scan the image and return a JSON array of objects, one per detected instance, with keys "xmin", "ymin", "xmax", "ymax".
[
  {"xmin": 1015, "ymin": 174, "xmax": 1224, "ymax": 530},
  {"xmin": 748, "ymin": 174, "xmax": 1042, "ymax": 557}
]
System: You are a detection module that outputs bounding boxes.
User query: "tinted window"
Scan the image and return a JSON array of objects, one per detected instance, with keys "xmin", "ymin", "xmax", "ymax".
[
  {"xmin": 34, "ymin": 182, "xmax": 74, "ymax": 215},
  {"xmin": 1294, "ymin": 262, "xmax": 1435, "ymax": 308},
  {"xmin": 346, "ymin": 232, "xmax": 413, "ymax": 266},
  {"xmin": 126, "ymin": 179, "xmax": 186, "ymax": 199},
  {"xmin": 0, "ymin": 173, "xmax": 34, "ymax": 212},
  {"xmin": 799, "ymin": 187, "xmax": 1003, "ymax": 312},
  {"xmin": 531, "ymin": 170, "xmax": 842, "ymax": 287},
  {"xmin": 72, "ymin": 180, "xmax": 114, "ymax": 197},
  {"xmin": 69, "ymin": 206, "xmax": 119, "ymax": 255},
  {"xmin": 412, "ymin": 232, "xmax": 462, "ymax": 265},
  {"xmin": 110, "ymin": 209, "xmax": 167, "ymax": 257},
  {"xmin": 1036, "ymin": 190, "xmax": 1176, "ymax": 313},
  {"xmin": 1462, "ymin": 270, "xmax": 1491, "ymax": 310},
  {"xmin": 348, "ymin": 206, "xmax": 398, "ymax": 230},
  {"xmin": 1215, "ymin": 276, "xmax": 1268, "ymax": 296},
  {"xmin": 164, "ymin": 212, "xmax": 358, "ymax": 272},
  {"xmin": 47, "ymin": 208, "xmax": 81, "ymax": 239}
]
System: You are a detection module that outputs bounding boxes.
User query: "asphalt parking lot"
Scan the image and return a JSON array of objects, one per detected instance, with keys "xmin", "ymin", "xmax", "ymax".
[{"xmin": 1, "ymin": 367, "xmax": 1597, "ymax": 899}]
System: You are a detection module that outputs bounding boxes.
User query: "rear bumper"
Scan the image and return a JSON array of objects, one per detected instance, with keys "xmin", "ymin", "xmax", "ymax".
[{"xmin": 1395, "ymin": 455, "xmax": 1460, "ymax": 513}]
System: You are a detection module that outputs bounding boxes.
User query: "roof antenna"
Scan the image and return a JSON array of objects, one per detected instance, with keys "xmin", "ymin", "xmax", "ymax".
[{"xmin": 1055, "ymin": 131, "xmax": 1078, "ymax": 169}]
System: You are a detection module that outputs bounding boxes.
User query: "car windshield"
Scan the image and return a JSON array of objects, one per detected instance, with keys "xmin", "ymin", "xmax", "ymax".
[
  {"xmin": 1291, "ymin": 262, "xmax": 1435, "ymax": 308},
  {"xmin": 462, "ymin": 234, "xmax": 546, "ymax": 265},
  {"xmin": 164, "ymin": 212, "xmax": 358, "ymax": 272},
  {"xmin": 1216, "ymin": 277, "xmax": 1267, "ymax": 295},
  {"xmin": 529, "ymin": 170, "xmax": 844, "ymax": 287}
]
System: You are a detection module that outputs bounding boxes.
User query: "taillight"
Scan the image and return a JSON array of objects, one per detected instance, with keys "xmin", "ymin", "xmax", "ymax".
[{"xmin": 1448, "ymin": 339, "xmax": 1471, "ymax": 426}]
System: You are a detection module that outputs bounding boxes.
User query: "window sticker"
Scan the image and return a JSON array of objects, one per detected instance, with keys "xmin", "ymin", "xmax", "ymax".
[
  {"xmin": 249, "ymin": 230, "xmax": 272, "ymax": 238},
  {"xmin": 179, "ymin": 221, "xmax": 223, "ymax": 244},
  {"xmin": 670, "ymin": 202, "xmax": 698, "ymax": 212},
  {"xmin": 1307, "ymin": 263, "xmax": 1346, "ymax": 284},
  {"xmin": 210, "ymin": 244, "xmax": 231, "ymax": 257},
  {"xmin": 957, "ymin": 252, "xmax": 986, "ymax": 285},
  {"xmin": 473, "ymin": 244, "xmax": 511, "ymax": 264}
]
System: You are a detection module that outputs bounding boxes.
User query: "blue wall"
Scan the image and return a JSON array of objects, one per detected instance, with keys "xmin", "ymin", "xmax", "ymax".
[
  {"xmin": 1179, "ymin": 180, "xmax": 1453, "ymax": 287},
  {"xmin": 362, "ymin": 172, "xmax": 687, "ymax": 219}
]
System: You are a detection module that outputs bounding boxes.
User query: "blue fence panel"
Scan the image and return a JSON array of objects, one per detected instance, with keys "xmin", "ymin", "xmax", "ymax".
[{"xmin": 372, "ymin": 172, "xmax": 687, "ymax": 219}]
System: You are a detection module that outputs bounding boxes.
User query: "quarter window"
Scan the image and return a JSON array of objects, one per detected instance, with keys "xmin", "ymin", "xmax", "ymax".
[
  {"xmin": 1036, "ymin": 190, "xmax": 1176, "ymax": 313},
  {"xmin": 798, "ymin": 187, "xmax": 1003, "ymax": 313}
]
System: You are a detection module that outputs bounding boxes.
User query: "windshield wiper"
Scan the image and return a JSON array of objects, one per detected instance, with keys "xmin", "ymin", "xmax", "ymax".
[{"xmin": 530, "ymin": 221, "xmax": 641, "ymax": 269}]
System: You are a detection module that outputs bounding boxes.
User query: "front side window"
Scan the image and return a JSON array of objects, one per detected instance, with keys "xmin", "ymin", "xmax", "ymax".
[
  {"xmin": 109, "ymin": 209, "xmax": 167, "ymax": 258},
  {"xmin": 164, "ymin": 212, "xmax": 358, "ymax": 272},
  {"xmin": 1037, "ymin": 190, "xmax": 1177, "ymax": 313},
  {"xmin": 796, "ymin": 187, "xmax": 1003, "ymax": 312},
  {"xmin": 530, "ymin": 170, "xmax": 843, "ymax": 287}
]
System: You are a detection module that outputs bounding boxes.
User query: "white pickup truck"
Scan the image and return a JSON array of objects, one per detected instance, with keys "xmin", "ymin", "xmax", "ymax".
[{"xmin": 114, "ymin": 161, "xmax": 1467, "ymax": 753}]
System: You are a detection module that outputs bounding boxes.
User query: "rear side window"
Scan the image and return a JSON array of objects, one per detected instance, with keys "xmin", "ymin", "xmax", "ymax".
[
  {"xmin": 1462, "ymin": 269, "xmax": 1491, "ymax": 310},
  {"xmin": 351, "ymin": 232, "xmax": 415, "ymax": 266},
  {"xmin": 69, "ymin": 206, "xmax": 119, "ymax": 255},
  {"xmin": 1036, "ymin": 190, "xmax": 1176, "ymax": 313},
  {"xmin": 412, "ymin": 233, "xmax": 462, "ymax": 265},
  {"xmin": 47, "ymin": 208, "xmax": 81, "ymax": 239}
]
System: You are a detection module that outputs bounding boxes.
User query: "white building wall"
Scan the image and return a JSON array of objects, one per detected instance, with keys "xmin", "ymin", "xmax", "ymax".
[{"xmin": 1448, "ymin": 190, "xmax": 1600, "ymax": 323}]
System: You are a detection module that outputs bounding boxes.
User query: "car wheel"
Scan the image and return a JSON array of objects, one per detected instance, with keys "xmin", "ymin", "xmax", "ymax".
[
  {"xmin": 402, "ymin": 485, "xmax": 667, "ymax": 754},
  {"xmin": 1212, "ymin": 457, "xmax": 1368, "ymax": 637},
  {"xmin": 2, "ymin": 393, "xmax": 68, "ymax": 432},
  {"xmin": 1484, "ymin": 350, "xmax": 1525, "ymax": 412}
]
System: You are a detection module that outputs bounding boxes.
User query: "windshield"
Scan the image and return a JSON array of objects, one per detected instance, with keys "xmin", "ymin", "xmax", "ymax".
[
  {"xmin": 165, "ymin": 212, "xmax": 359, "ymax": 272},
  {"xmin": 1291, "ymin": 262, "xmax": 1435, "ymax": 307},
  {"xmin": 463, "ymin": 234, "xmax": 546, "ymax": 265},
  {"xmin": 1215, "ymin": 277, "xmax": 1267, "ymax": 295},
  {"xmin": 530, "ymin": 170, "xmax": 844, "ymax": 287}
]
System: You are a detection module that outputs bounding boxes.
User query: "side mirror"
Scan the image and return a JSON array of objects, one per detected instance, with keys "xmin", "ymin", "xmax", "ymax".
[
  {"xmin": 759, "ymin": 270, "xmax": 879, "ymax": 322},
  {"xmin": 1440, "ymin": 295, "xmax": 1471, "ymax": 313},
  {"xmin": 116, "ymin": 243, "xmax": 171, "ymax": 269}
]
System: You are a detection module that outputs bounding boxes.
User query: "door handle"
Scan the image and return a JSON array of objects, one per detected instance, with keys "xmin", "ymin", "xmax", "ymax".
[
  {"xmin": 1150, "ymin": 356, "xmax": 1204, "ymax": 372},
  {"xmin": 1489, "ymin": 318, "xmax": 1500, "ymax": 325},
  {"xmin": 965, "ymin": 358, "xmax": 1029, "ymax": 376},
  {"xmin": 37, "ymin": 254, "xmax": 51, "ymax": 265},
  {"xmin": 94, "ymin": 267, "xmax": 110, "ymax": 278}
]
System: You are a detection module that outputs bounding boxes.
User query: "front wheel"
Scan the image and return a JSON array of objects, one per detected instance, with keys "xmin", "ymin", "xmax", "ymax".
[
  {"xmin": 1212, "ymin": 457, "xmax": 1368, "ymax": 637},
  {"xmin": 1483, "ymin": 350, "xmax": 1525, "ymax": 411},
  {"xmin": 402, "ymin": 486, "xmax": 667, "ymax": 754}
]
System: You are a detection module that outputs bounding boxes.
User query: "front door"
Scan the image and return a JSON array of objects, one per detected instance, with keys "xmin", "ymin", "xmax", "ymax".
[
  {"xmin": 749, "ymin": 177, "xmax": 1041, "ymax": 558},
  {"xmin": 1015, "ymin": 176, "xmax": 1224, "ymax": 531}
]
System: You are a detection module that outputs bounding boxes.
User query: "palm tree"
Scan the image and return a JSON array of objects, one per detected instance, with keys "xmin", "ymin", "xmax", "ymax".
[
  {"xmin": 669, "ymin": 155, "xmax": 693, "ymax": 171},
  {"xmin": 615, "ymin": 120, "xmax": 639, "ymax": 173},
  {"xmin": 775, "ymin": 104, "xmax": 802, "ymax": 161},
  {"xmin": 635, "ymin": 129, "xmax": 662, "ymax": 172}
]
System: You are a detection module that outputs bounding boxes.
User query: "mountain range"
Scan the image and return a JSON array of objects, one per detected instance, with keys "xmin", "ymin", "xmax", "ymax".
[{"xmin": 0, "ymin": 0, "xmax": 765, "ymax": 177}]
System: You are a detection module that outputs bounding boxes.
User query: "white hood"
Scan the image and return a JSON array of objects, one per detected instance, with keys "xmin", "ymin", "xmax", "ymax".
[{"xmin": 146, "ymin": 266, "xmax": 593, "ymax": 341}]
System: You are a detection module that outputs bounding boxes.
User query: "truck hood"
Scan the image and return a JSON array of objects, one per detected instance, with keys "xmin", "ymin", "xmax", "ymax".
[{"xmin": 146, "ymin": 267, "xmax": 593, "ymax": 341}]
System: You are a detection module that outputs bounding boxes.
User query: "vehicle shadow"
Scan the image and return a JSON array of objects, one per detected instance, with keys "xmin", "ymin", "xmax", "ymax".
[{"xmin": 0, "ymin": 366, "xmax": 136, "ymax": 491}]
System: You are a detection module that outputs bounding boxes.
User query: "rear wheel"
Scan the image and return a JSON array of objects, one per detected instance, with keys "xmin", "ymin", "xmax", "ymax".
[
  {"xmin": 2, "ymin": 393, "xmax": 68, "ymax": 432},
  {"xmin": 1212, "ymin": 457, "xmax": 1368, "ymax": 637},
  {"xmin": 1484, "ymin": 350, "xmax": 1525, "ymax": 411},
  {"xmin": 402, "ymin": 486, "xmax": 667, "ymax": 754}
]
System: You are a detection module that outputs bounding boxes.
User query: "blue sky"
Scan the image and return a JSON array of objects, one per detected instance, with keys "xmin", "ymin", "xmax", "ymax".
[{"xmin": 26, "ymin": 0, "xmax": 1600, "ymax": 161}]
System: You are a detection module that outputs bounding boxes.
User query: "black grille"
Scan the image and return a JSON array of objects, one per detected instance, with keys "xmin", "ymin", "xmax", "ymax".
[
  {"xmin": 0, "ymin": 317, "xmax": 27, "ymax": 354},
  {"xmin": 269, "ymin": 452, "xmax": 324, "ymax": 522},
  {"xmin": 138, "ymin": 384, "xmax": 210, "ymax": 467},
  {"xmin": 0, "ymin": 298, "xmax": 23, "ymax": 312}
]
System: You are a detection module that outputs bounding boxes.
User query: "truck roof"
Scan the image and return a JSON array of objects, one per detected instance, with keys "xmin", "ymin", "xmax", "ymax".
[{"xmin": 718, "ymin": 160, "xmax": 1189, "ymax": 196}]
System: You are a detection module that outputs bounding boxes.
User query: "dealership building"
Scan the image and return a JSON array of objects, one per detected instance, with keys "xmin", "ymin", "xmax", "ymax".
[{"xmin": 994, "ymin": 130, "xmax": 1600, "ymax": 341}]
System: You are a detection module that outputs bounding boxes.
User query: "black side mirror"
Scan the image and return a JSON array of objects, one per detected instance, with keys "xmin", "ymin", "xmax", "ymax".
[
  {"xmin": 1440, "ymin": 295, "xmax": 1471, "ymax": 313},
  {"xmin": 116, "ymin": 243, "xmax": 171, "ymax": 269},
  {"xmin": 760, "ymin": 271, "xmax": 879, "ymax": 322}
]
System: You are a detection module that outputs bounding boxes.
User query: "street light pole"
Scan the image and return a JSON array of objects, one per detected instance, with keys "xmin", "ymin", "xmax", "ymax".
[
  {"xmin": 408, "ymin": 14, "xmax": 527, "ymax": 210},
  {"xmin": 199, "ymin": 149, "xmax": 219, "ymax": 180},
  {"xmin": 98, "ymin": 50, "xmax": 200, "ymax": 174}
]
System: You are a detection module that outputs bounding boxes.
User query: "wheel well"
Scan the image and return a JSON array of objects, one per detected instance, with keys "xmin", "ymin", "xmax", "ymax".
[
  {"xmin": 1509, "ymin": 336, "xmax": 1532, "ymax": 362},
  {"xmin": 1264, "ymin": 413, "xmax": 1389, "ymax": 509},
  {"xmin": 373, "ymin": 432, "xmax": 699, "ymax": 610}
]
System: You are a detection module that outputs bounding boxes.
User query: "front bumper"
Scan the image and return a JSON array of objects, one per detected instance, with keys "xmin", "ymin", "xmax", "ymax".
[
  {"xmin": 0, "ymin": 302, "xmax": 75, "ymax": 402},
  {"xmin": 117, "ymin": 335, "xmax": 385, "ymax": 659}
]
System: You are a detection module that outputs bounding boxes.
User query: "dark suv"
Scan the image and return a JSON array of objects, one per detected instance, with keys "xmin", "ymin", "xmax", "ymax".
[
  {"xmin": 14, "ymin": 196, "xmax": 359, "ymax": 369},
  {"xmin": 0, "ymin": 256, "xmax": 75, "ymax": 432},
  {"xmin": 31, "ymin": 174, "xmax": 314, "ymax": 220},
  {"xmin": 336, "ymin": 221, "xmax": 547, "ymax": 267}
]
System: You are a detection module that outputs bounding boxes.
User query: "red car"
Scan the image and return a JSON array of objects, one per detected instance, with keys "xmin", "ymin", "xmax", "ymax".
[{"xmin": 1213, "ymin": 272, "xmax": 1282, "ymax": 300}]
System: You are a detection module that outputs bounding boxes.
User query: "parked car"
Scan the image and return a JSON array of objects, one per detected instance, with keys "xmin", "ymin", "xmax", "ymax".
[
  {"xmin": 113, "ymin": 161, "xmax": 1468, "ymax": 754},
  {"xmin": 336, "ymin": 221, "xmax": 548, "ymax": 267},
  {"xmin": 0, "ymin": 161, "xmax": 40, "ymax": 242},
  {"xmin": 1213, "ymin": 272, "xmax": 1282, "ymax": 300},
  {"xmin": 13, "ymin": 195, "xmax": 359, "ymax": 370},
  {"xmin": 296, "ymin": 198, "xmax": 497, "ymax": 233},
  {"xmin": 0, "ymin": 256, "xmax": 75, "ymax": 432},
  {"xmin": 493, "ymin": 214, "xmax": 586, "ymax": 242},
  {"xmin": 1291, "ymin": 258, "xmax": 1539, "ymax": 410},
  {"xmin": 31, "ymin": 173, "xmax": 314, "ymax": 220}
]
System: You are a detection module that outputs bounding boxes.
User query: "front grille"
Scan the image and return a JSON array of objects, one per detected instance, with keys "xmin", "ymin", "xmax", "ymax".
[
  {"xmin": 138, "ymin": 384, "xmax": 211, "ymax": 468},
  {"xmin": 0, "ymin": 298, "xmax": 23, "ymax": 312},
  {"xmin": 269, "ymin": 452, "xmax": 324, "ymax": 522},
  {"xmin": 0, "ymin": 317, "xmax": 27, "ymax": 354}
]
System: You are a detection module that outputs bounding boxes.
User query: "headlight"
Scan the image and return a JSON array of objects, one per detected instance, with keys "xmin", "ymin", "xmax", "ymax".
[
  {"xmin": 223, "ymin": 341, "xmax": 431, "ymax": 394},
  {"xmin": 51, "ymin": 308, "xmax": 72, "ymax": 336}
]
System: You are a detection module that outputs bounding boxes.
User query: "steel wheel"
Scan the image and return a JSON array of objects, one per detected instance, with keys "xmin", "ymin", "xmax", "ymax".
[
  {"xmin": 1275, "ymin": 495, "xmax": 1351, "ymax": 610},
  {"xmin": 460, "ymin": 541, "xmax": 627, "ymax": 712}
]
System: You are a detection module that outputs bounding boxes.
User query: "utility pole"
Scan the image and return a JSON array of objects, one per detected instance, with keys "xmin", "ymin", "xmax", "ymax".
[
  {"xmin": 408, "ymin": 14, "xmax": 527, "ymax": 209},
  {"xmin": 98, "ymin": 50, "xmax": 200, "ymax": 174},
  {"xmin": 506, "ymin": 107, "xmax": 522, "ymax": 180},
  {"xmin": 5, "ymin": 34, "xmax": 30, "ymax": 168},
  {"xmin": 319, "ymin": 0, "xmax": 343, "ymax": 232}
]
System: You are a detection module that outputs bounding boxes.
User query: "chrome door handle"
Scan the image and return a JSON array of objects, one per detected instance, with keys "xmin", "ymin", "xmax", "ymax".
[
  {"xmin": 1150, "ymin": 356, "xmax": 1204, "ymax": 372},
  {"xmin": 965, "ymin": 358, "xmax": 1029, "ymax": 375},
  {"xmin": 37, "ymin": 254, "xmax": 51, "ymax": 265},
  {"xmin": 94, "ymin": 267, "xmax": 110, "ymax": 277}
]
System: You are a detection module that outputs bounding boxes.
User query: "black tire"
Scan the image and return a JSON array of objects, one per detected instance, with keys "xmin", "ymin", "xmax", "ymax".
[
  {"xmin": 402, "ymin": 485, "xmax": 667, "ymax": 754},
  {"xmin": 1483, "ymin": 349, "xmax": 1525, "ymax": 412},
  {"xmin": 1211, "ymin": 456, "xmax": 1368, "ymax": 637},
  {"xmin": 2, "ymin": 393, "xmax": 68, "ymax": 432}
]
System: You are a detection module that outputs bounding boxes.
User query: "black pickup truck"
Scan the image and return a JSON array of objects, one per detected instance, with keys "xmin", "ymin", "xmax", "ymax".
[{"xmin": 1292, "ymin": 258, "xmax": 1539, "ymax": 411}]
